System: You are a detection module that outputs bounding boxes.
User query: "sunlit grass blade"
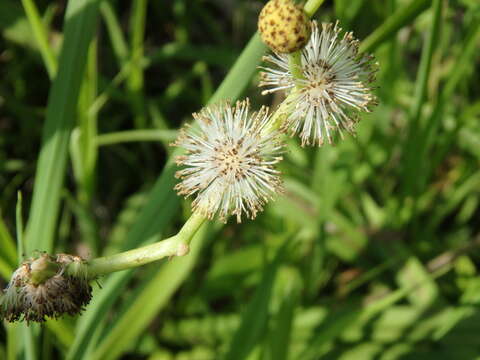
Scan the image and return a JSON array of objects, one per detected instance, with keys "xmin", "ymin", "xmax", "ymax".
[
  {"xmin": 21, "ymin": 0, "xmax": 58, "ymax": 78},
  {"xmin": 25, "ymin": 0, "xmax": 100, "ymax": 254},
  {"xmin": 209, "ymin": 33, "xmax": 265, "ymax": 104},
  {"xmin": 76, "ymin": 39, "xmax": 99, "ymax": 206},
  {"xmin": 359, "ymin": 0, "xmax": 431, "ymax": 54},
  {"xmin": 5, "ymin": 323, "xmax": 19, "ymax": 360},
  {"xmin": 0, "ymin": 212, "xmax": 16, "ymax": 271}
]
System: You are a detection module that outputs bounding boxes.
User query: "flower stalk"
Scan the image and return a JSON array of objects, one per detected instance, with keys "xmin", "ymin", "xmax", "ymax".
[
  {"xmin": 79, "ymin": 212, "xmax": 206, "ymax": 278},
  {"xmin": 288, "ymin": 50, "xmax": 305, "ymax": 82},
  {"xmin": 286, "ymin": 0, "xmax": 321, "ymax": 80},
  {"xmin": 303, "ymin": 0, "xmax": 326, "ymax": 18}
]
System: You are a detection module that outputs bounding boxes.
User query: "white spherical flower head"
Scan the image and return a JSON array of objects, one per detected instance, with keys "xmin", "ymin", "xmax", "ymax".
[
  {"xmin": 173, "ymin": 100, "xmax": 284, "ymax": 223},
  {"xmin": 260, "ymin": 21, "xmax": 378, "ymax": 146}
]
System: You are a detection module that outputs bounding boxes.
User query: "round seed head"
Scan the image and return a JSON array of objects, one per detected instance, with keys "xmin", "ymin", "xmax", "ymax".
[
  {"xmin": 0, "ymin": 253, "xmax": 92, "ymax": 323},
  {"xmin": 172, "ymin": 99, "xmax": 285, "ymax": 223},
  {"xmin": 258, "ymin": 0, "xmax": 311, "ymax": 53}
]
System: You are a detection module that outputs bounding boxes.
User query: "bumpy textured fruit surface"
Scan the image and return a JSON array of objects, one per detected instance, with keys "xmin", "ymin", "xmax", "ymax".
[{"xmin": 258, "ymin": 0, "xmax": 311, "ymax": 53}]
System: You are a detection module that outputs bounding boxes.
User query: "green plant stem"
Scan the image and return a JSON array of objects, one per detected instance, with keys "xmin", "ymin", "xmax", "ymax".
[
  {"xmin": 304, "ymin": 0, "xmax": 326, "ymax": 18},
  {"xmin": 287, "ymin": 0, "xmax": 323, "ymax": 82},
  {"xmin": 288, "ymin": 50, "xmax": 304, "ymax": 81},
  {"xmin": 83, "ymin": 212, "xmax": 206, "ymax": 277},
  {"xmin": 402, "ymin": 0, "xmax": 442, "ymax": 197},
  {"xmin": 25, "ymin": 0, "xmax": 100, "ymax": 255},
  {"xmin": 128, "ymin": 0, "xmax": 147, "ymax": 129},
  {"xmin": 96, "ymin": 129, "xmax": 178, "ymax": 146},
  {"xmin": 267, "ymin": 89, "xmax": 300, "ymax": 132},
  {"xmin": 359, "ymin": 0, "xmax": 430, "ymax": 54}
]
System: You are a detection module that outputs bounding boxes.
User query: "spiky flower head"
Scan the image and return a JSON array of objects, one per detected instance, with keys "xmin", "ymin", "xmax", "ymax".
[
  {"xmin": 173, "ymin": 99, "xmax": 284, "ymax": 223},
  {"xmin": 258, "ymin": 0, "xmax": 311, "ymax": 53},
  {"xmin": 260, "ymin": 21, "xmax": 378, "ymax": 146},
  {"xmin": 0, "ymin": 253, "xmax": 92, "ymax": 323}
]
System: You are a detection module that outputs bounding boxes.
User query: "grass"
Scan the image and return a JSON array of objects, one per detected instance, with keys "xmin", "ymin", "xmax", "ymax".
[{"xmin": 1, "ymin": 0, "xmax": 480, "ymax": 359}]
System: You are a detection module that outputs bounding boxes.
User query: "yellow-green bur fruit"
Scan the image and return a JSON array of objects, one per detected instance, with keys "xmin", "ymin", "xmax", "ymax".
[{"xmin": 258, "ymin": 0, "xmax": 311, "ymax": 54}]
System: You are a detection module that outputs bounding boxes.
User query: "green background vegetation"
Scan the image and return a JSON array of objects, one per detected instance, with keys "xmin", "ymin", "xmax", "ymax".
[{"xmin": 1, "ymin": 0, "xmax": 480, "ymax": 359}]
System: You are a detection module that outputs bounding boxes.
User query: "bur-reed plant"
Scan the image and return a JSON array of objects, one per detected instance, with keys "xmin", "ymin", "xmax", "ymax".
[{"xmin": 1, "ymin": 0, "xmax": 480, "ymax": 359}]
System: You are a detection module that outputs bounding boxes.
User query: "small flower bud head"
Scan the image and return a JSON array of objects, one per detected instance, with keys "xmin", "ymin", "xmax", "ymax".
[
  {"xmin": 0, "ymin": 253, "xmax": 92, "ymax": 323},
  {"xmin": 258, "ymin": 0, "xmax": 311, "ymax": 53}
]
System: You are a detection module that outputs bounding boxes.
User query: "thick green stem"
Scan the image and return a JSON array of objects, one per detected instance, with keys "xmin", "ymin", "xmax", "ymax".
[
  {"xmin": 84, "ymin": 212, "xmax": 206, "ymax": 277},
  {"xmin": 303, "ymin": 0, "xmax": 326, "ymax": 18},
  {"xmin": 266, "ymin": 90, "xmax": 300, "ymax": 133},
  {"xmin": 286, "ymin": 0, "xmax": 324, "ymax": 92}
]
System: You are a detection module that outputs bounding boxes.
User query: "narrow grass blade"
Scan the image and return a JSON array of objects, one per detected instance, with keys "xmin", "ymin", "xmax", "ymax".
[
  {"xmin": 224, "ymin": 242, "xmax": 288, "ymax": 360},
  {"xmin": 77, "ymin": 39, "xmax": 99, "ymax": 205},
  {"xmin": 127, "ymin": 0, "xmax": 147, "ymax": 128},
  {"xmin": 16, "ymin": 192, "xmax": 37, "ymax": 360},
  {"xmin": 25, "ymin": 0, "xmax": 100, "ymax": 254},
  {"xmin": 100, "ymin": 1, "xmax": 128, "ymax": 66},
  {"xmin": 402, "ymin": 0, "xmax": 442, "ymax": 196},
  {"xmin": 208, "ymin": 33, "xmax": 265, "ymax": 104},
  {"xmin": 5, "ymin": 323, "xmax": 19, "ymax": 360},
  {"xmin": 409, "ymin": 0, "xmax": 442, "ymax": 123},
  {"xmin": 0, "ymin": 211, "xmax": 17, "ymax": 269},
  {"xmin": 16, "ymin": 192, "xmax": 24, "ymax": 263},
  {"xmin": 359, "ymin": 0, "xmax": 431, "ymax": 54},
  {"xmin": 304, "ymin": 0, "xmax": 327, "ymax": 18},
  {"xmin": 22, "ymin": 324, "xmax": 37, "ymax": 360},
  {"xmin": 21, "ymin": 0, "xmax": 58, "ymax": 78}
]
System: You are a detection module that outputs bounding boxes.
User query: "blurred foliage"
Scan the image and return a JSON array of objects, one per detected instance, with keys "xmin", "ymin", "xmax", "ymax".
[{"xmin": 1, "ymin": 0, "xmax": 480, "ymax": 359}]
